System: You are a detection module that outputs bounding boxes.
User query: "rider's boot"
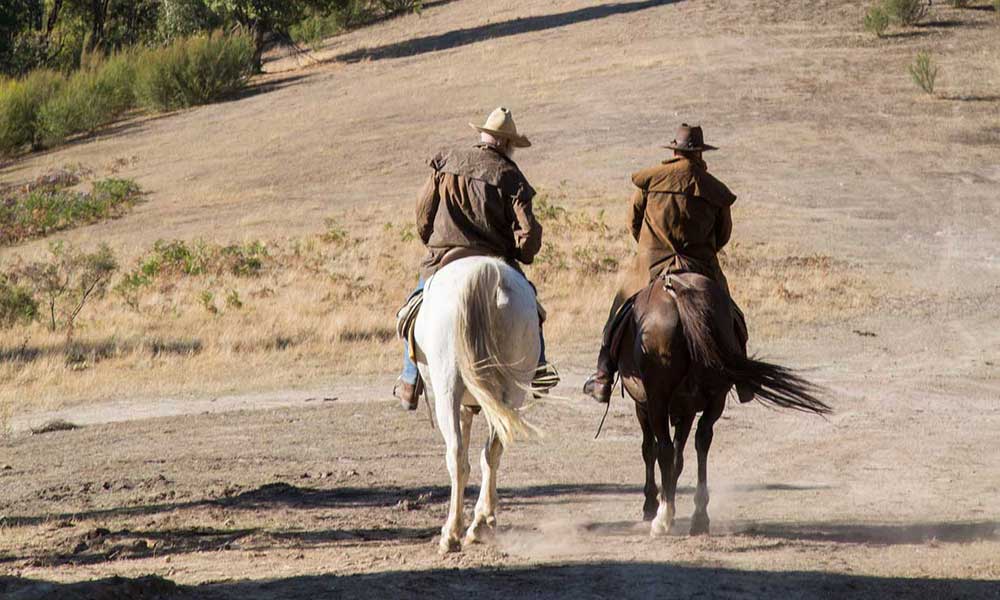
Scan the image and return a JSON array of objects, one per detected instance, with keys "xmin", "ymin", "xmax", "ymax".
[
  {"xmin": 394, "ymin": 376, "xmax": 422, "ymax": 411},
  {"xmin": 731, "ymin": 306, "xmax": 755, "ymax": 404},
  {"xmin": 583, "ymin": 344, "xmax": 615, "ymax": 404}
]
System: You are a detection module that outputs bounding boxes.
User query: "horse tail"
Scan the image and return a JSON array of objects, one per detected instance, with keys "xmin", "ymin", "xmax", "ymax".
[
  {"xmin": 671, "ymin": 283, "xmax": 831, "ymax": 416},
  {"xmin": 454, "ymin": 261, "xmax": 539, "ymax": 447}
]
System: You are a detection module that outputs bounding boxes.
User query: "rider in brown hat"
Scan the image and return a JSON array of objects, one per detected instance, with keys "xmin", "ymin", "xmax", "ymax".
[
  {"xmin": 583, "ymin": 124, "xmax": 752, "ymax": 404},
  {"xmin": 395, "ymin": 107, "xmax": 559, "ymax": 410}
]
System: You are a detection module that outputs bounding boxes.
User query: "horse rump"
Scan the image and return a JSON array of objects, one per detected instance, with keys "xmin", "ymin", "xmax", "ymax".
[
  {"xmin": 667, "ymin": 273, "xmax": 831, "ymax": 416},
  {"xmin": 453, "ymin": 260, "xmax": 539, "ymax": 446}
]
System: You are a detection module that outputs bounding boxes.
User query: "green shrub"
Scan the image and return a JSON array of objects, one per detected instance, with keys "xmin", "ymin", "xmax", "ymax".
[
  {"xmin": 864, "ymin": 4, "xmax": 890, "ymax": 37},
  {"xmin": 291, "ymin": 12, "xmax": 345, "ymax": 49},
  {"xmin": 16, "ymin": 241, "xmax": 118, "ymax": 334},
  {"xmin": 135, "ymin": 32, "xmax": 254, "ymax": 111},
  {"xmin": 0, "ymin": 276, "xmax": 38, "ymax": 328},
  {"xmin": 909, "ymin": 50, "xmax": 939, "ymax": 95},
  {"xmin": 157, "ymin": 0, "xmax": 225, "ymax": 42},
  {"xmin": 994, "ymin": 0, "xmax": 1000, "ymax": 15},
  {"xmin": 948, "ymin": 0, "xmax": 970, "ymax": 7},
  {"xmin": 0, "ymin": 176, "xmax": 142, "ymax": 246},
  {"xmin": 885, "ymin": 0, "xmax": 928, "ymax": 25},
  {"xmin": 0, "ymin": 69, "xmax": 63, "ymax": 156},
  {"xmin": 377, "ymin": 0, "xmax": 422, "ymax": 13},
  {"xmin": 37, "ymin": 55, "xmax": 137, "ymax": 146}
]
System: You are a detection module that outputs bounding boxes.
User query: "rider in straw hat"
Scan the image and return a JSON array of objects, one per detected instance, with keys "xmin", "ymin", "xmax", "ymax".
[
  {"xmin": 583, "ymin": 123, "xmax": 752, "ymax": 404},
  {"xmin": 395, "ymin": 107, "xmax": 559, "ymax": 410}
]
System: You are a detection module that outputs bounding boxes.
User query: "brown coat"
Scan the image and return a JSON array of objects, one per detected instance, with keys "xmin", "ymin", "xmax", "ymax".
[
  {"xmin": 416, "ymin": 144, "xmax": 542, "ymax": 280},
  {"xmin": 612, "ymin": 156, "xmax": 736, "ymax": 312}
]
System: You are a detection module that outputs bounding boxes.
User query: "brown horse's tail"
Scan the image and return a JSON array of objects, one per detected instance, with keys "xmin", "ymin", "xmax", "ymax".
[{"xmin": 671, "ymin": 281, "xmax": 831, "ymax": 416}]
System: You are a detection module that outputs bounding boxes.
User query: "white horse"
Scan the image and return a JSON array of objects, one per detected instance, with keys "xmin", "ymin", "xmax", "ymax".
[{"xmin": 413, "ymin": 256, "xmax": 540, "ymax": 554}]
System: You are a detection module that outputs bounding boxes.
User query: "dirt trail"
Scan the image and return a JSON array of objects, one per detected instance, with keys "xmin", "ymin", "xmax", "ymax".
[{"xmin": 2, "ymin": 0, "xmax": 1000, "ymax": 596}]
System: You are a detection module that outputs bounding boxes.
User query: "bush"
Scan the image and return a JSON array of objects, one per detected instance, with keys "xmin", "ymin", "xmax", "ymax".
[
  {"xmin": 16, "ymin": 242, "xmax": 118, "ymax": 334},
  {"xmin": 0, "ymin": 69, "xmax": 62, "ymax": 156},
  {"xmin": 0, "ymin": 276, "xmax": 37, "ymax": 328},
  {"xmin": 377, "ymin": 0, "xmax": 422, "ymax": 13},
  {"xmin": 135, "ymin": 31, "xmax": 254, "ymax": 111},
  {"xmin": 864, "ymin": 4, "xmax": 890, "ymax": 37},
  {"xmin": 157, "ymin": 0, "xmax": 225, "ymax": 42},
  {"xmin": 0, "ymin": 175, "xmax": 143, "ymax": 246},
  {"xmin": 948, "ymin": 0, "xmax": 970, "ymax": 7},
  {"xmin": 884, "ymin": 0, "xmax": 928, "ymax": 25},
  {"xmin": 37, "ymin": 54, "xmax": 137, "ymax": 146},
  {"xmin": 909, "ymin": 50, "xmax": 939, "ymax": 95},
  {"xmin": 995, "ymin": 0, "xmax": 1000, "ymax": 15},
  {"xmin": 291, "ymin": 12, "xmax": 345, "ymax": 49}
]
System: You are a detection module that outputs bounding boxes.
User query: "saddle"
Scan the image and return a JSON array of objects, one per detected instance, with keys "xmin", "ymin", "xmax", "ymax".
[
  {"xmin": 603, "ymin": 271, "xmax": 751, "ymax": 402},
  {"xmin": 396, "ymin": 287, "xmax": 425, "ymax": 364},
  {"xmin": 396, "ymin": 278, "xmax": 548, "ymax": 361},
  {"xmin": 395, "ymin": 274, "xmax": 553, "ymax": 399}
]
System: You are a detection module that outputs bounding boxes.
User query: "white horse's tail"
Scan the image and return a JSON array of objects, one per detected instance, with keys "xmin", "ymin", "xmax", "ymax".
[{"xmin": 454, "ymin": 261, "xmax": 538, "ymax": 447}]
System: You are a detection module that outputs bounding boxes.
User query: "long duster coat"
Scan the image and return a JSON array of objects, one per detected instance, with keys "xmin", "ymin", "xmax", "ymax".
[{"xmin": 610, "ymin": 155, "xmax": 737, "ymax": 315}]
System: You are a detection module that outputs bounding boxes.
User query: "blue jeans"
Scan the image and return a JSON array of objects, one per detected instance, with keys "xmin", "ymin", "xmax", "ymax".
[{"xmin": 400, "ymin": 277, "xmax": 547, "ymax": 384}]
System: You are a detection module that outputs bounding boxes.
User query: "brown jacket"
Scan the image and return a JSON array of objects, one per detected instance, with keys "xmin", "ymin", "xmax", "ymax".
[
  {"xmin": 612, "ymin": 156, "xmax": 736, "ymax": 311},
  {"xmin": 416, "ymin": 144, "xmax": 542, "ymax": 280}
]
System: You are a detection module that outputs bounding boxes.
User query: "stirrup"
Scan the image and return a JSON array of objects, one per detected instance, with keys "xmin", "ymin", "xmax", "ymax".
[{"xmin": 532, "ymin": 362, "xmax": 560, "ymax": 397}]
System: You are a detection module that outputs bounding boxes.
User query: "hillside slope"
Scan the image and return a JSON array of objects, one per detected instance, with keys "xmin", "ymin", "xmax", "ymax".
[{"xmin": 1, "ymin": 0, "xmax": 998, "ymax": 404}]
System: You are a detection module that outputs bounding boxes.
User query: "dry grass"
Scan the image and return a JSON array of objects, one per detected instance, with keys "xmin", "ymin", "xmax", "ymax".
[{"xmin": 0, "ymin": 189, "xmax": 878, "ymax": 417}]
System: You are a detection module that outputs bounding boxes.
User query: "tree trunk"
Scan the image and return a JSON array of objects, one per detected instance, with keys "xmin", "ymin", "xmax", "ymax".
[
  {"xmin": 86, "ymin": 0, "xmax": 110, "ymax": 52},
  {"xmin": 251, "ymin": 21, "xmax": 266, "ymax": 73},
  {"xmin": 45, "ymin": 0, "xmax": 64, "ymax": 37}
]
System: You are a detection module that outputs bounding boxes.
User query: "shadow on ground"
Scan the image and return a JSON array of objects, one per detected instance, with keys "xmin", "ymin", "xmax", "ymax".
[
  {"xmin": 4, "ymin": 562, "xmax": 999, "ymax": 600},
  {"xmin": 738, "ymin": 520, "xmax": 1000, "ymax": 545},
  {"xmin": 3, "ymin": 482, "xmax": 645, "ymax": 527},
  {"xmin": 336, "ymin": 0, "xmax": 679, "ymax": 63}
]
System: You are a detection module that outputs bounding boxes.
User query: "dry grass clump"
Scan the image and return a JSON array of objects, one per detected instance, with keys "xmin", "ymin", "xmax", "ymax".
[
  {"xmin": 0, "ymin": 192, "xmax": 878, "ymax": 416},
  {"xmin": 527, "ymin": 192, "xmax": 878, "ymax": 351},
  {"xmin": 722, "ymin": 244, "xmax": 877, "ymax": 339},
  {"xmin": 0, "ymin": 215, "xmax": 422, "ymax": 414}
]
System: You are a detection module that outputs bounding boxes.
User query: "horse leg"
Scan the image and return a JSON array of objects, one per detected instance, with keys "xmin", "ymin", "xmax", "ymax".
[
  {"xmin": 648, "ymin": 400, "xmax": 675, "ymax": 537},
  {"xmin": 635, "ymin": 402, "xmax": 658, "ymax": 521},
  {"xmin": 436, "ymin": 390, "xmax": 472, "ymax": 554},
  {"xmin": 691, "ymin": 393, "xmax": 724, "ymax": 536},
  {"xmin": 465, "ymin": 427, "xmax": 503, "ymax": 544},
  {"xmin": 671, "ymin": 413, "xmax": 694, "ymax": 525}
]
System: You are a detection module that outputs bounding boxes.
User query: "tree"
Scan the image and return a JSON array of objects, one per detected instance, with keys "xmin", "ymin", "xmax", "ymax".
[
  {"xmin": 0, "ymin": 0, "xmax": 45, "ymax": 75},
  {"xmin": 206, "ymin": 0, "xmax": 348, "ymax": 71},
  {"xmin": 17, "ymin": 241, "xmax": 117, "ymax": 336}
]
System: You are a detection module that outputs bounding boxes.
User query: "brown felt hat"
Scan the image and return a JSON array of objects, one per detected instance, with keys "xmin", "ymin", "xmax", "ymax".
[
  {"xmin": 663, "ymin": 123, "xmax": 717, "ymax": 152},
  {"xmin": 469, "ymin": 107, "xmax": 531, "ymax": 148}
]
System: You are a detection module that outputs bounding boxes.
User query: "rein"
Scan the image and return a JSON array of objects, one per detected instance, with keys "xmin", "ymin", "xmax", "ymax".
[{"xmin": 593, "ymin": 374, "xmax": 623, "ymax": 439}]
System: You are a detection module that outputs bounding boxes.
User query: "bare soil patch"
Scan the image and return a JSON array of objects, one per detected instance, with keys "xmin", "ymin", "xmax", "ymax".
[{"xmin": 0, "ymin": 0, "xmax": 998, "ymax": 595}]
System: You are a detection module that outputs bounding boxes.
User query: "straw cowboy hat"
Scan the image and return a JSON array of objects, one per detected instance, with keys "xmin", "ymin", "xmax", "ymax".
[
  {"xmin": 469, "ymin": 107, "xmax": 531, "ymax": 148},
  {"xmin": 663, "ymin": 123, "xmax": 718, "ymax": 152}
]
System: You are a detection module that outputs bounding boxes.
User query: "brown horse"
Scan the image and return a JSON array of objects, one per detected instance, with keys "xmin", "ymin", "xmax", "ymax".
[{"xmin": 614, "ymin": 272, "xmax": 831, "ymax": 537}]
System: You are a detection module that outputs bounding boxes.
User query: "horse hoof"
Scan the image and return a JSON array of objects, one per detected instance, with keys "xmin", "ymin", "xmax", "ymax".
[
  {"xmin": 438, "ymin": 537, "xmax": 462, "ymax": 554},
  {"xmin": 642, "ymin": 509, "xmax": 657, "ymax": 522},
  {"xmin": 649, "ymin": 520, "xmax": 672, "ymax": 538},
  {"xmin": 690, "ymin": 518, "xmax": 710, "ymax": 536},
  {"xmin": 464, "ymin": 522, "xmax": 496, "ymax": 546}
]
